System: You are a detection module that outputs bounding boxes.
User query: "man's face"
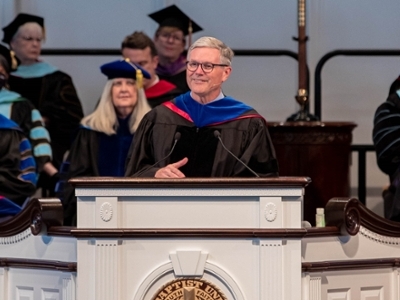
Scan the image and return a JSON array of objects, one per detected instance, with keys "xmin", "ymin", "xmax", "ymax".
[
  {"xmin": 154, "ymin": 28, "xmax": 185, "ymax": 62},
  {"xmin": 186, "ymin": 47, "xmax": 231, "ymax": 101},
  {"xmin": 122, "ymin": 46, "xmax": 158, "ymax": 89}
]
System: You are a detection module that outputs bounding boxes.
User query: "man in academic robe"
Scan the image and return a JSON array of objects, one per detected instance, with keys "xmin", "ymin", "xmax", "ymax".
[
  {"xmin": 125, "ymin": 36, "xmax": 279, "ymax": 178},
  {"xmin": 121, "ymin": 31, "xmax": 182, "ymax": 108}
]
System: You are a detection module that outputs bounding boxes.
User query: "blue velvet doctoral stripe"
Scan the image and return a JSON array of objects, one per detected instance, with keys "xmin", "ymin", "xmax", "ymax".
[
  {"xmin": 19, "ymin": 138, "xmax": 37, "ymax": 185},
  {"xmin": 31, "ymin": 109, "xmax": 43, "ymax": 122},
  {"xmin": 0, "ymin": 196, "xmax": 22, "ymax": 217},
  {"xmin": 174, "ymin": 92, "xmax": 254, "ymax": 127},
  {"xmin": 30, "ymin": 127, "xmax": 51, "ymax": 141},
  {"xmin": 98, "ymin": 116, "xmax": 134, "ymax": 177},
  {"xmin": 33, "ymin": 143, "xmax": 52, "ymax": 157}
]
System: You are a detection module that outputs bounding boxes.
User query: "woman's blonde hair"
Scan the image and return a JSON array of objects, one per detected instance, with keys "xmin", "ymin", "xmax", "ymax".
[{"xmin": 81, "ymin": 79, "xmax": 151, "ymax": 135}]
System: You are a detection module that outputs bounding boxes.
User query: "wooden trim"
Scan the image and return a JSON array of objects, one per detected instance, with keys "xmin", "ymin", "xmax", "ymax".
[
  {"xmin": 325, "ymin": 198, "xmax": 400, "ymax": 237},
  {"xmin": 47, "ymin": 226, "xmax": 75, "ymax": 237},
  {"xmin": 268, "ymin": 121, "xmax": 357, "ymax": 128},
  {"xmin": 0, "ymin": 198, "xmax": 63, "ymax": 237},
  {"xmin": 69, "ymin": 228, "xmax": 309, "ymax": 238},
  {"xmin": 0, "ymin": 258, "xmax": 76, "ymax": 272},
  {"xmin": 48, "ymin": 226, "xmax": 341, "ymax": 238},
  {"xmin": 303, "ymin": 226, "xmax": 340, "ymax": 237},
  {"xmin": 302, "ymin": 258, "xmax": 400, "ymax": 272},
  {"xmin": 69, "ymin": 176, "xmax": 311, "ymax": 188}
]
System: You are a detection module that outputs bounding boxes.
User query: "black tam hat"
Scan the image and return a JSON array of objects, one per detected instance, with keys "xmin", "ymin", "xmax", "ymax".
[
  {"xmin": 2, "ymin": 13, "xmax": 45, "ymax": 44},
  {"xmin": 148, "ymin": 5, "xmax": 202, "ymax": 36}
]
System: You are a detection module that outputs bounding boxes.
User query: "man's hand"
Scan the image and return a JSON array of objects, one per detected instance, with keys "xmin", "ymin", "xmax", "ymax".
[{"xmin": 155, "ymin": 158, "xmax": 188, "ymax": 178}]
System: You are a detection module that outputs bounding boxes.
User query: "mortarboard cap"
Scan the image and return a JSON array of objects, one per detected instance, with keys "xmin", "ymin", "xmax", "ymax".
[
  {"xmin": 100, "ymin": 59, "xmax": 151, "ymax": 88},
  {"xmin": 148, "ymin": 5, "xmax": 202, "ymax": 36},
  {"xmin": 2, "ymin": 13, "xmax": 45, "ymax": 44},
  {"xmin": 0, "ymin": 44, "xmax": 19, "ymax": 71}
]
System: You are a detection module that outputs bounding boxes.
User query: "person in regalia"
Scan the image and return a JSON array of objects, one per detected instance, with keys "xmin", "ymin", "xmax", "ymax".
[
  {"xmin": 121, "ymin": 31, "xmax": 182, "ymax": 108},
  {"xmin": 0, "ymin": 44, "xmax": 56, "ymax": 189},
  {"xmin": 0, "ymin": 114, "xmax": 37, "ymax": 218},
  {"xmin": 373, "ymin": 77, "xmax": 400, "ymax": 221},
  {"xmin": 2, "ymin": 13, "xmax": 84, "ymax": 193},
  {"xmin": 60, "ymin": 59, "xmax": 151, "ymax": 225},
  {"xmin": 125, "ymin": 36, "xmax": 279, "ymax": 178},
  {"xmin": 148, "ymin": 5, "xmax": 203, "ymax": 93}
]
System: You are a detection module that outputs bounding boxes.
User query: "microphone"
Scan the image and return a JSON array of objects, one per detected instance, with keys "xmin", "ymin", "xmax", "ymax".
[
  {"xmin": 134, "ymin": 132, "xmax": 181, "ymax": 177},
  {"xmin": 213, "ymin": 130, "xmax": 260, "ymax": 177}
]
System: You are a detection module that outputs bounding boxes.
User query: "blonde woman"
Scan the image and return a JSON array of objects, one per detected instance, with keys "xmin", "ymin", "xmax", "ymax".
[{"xmin": 61, "ymin": 59, "xmax": 151, "ymax": 225}]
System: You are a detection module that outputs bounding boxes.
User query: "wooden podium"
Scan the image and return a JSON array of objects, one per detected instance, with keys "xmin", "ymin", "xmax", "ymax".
[{"xmin": 268, "ymin": 121, "xmax": 356, "ymax": 225}]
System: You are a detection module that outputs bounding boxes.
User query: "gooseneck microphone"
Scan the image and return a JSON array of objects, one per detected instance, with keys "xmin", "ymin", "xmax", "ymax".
[
  {"xmin": 134, "ymin": 132, "xmax": 181, "ymax": 177},
  {"xmin": 213, "ymin": 130, "xmax": 260, "ymax": 177}
]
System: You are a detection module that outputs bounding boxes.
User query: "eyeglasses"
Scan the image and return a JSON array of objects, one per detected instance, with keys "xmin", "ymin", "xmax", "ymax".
[
  {"xmin": 19, "ymin": 36, "xmax": 43, "ymax": 43},
  {"xmin": 186, "ymin": 61, "xmax": 229, "ymax": 73},
  {"xmin": 158, "ymin": 32, "xmax": 184, "ymax": 43}
]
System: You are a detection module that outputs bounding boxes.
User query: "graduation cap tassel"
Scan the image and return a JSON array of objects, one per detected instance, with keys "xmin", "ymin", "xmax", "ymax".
[
  {"xmin": 10, "ymin": 50, "xmax": 18, "ymax": 70},
  {"xmin": 188, "ymin": 19, "xmax": 193, "ymax": 47},
  {"xmin": 136, "ymin": 69, "xmax": 143, "ymax": 89}
]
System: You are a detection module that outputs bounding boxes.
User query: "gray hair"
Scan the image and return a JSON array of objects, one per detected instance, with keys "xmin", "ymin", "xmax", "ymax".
[
  {"xmin": 81, "ymin": 79, "xmax": 151, "ymax": 135},
  {"xmin": 187, "ymin": 36, "xmax": 234, "ymax": 66},
  {"xmin": 12, "ymin": 22, "xmax": 43, "ymax": 41}
]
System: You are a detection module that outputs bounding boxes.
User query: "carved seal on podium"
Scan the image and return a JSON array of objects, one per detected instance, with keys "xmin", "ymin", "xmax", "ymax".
[{"xmin": 151, "ymin": 278, "xmax": 227, "ymax": 300}]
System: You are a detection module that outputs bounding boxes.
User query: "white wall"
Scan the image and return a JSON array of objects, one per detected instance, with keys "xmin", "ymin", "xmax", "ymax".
[{"xmin": 2, "ymin": 0, "xmax": 399, "ymax": 215}]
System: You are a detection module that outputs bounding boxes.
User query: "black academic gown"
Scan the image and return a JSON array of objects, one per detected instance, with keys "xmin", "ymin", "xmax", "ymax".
[
  {"xmin": 0, "ymin": 120, "xmax": 36, "ymax": 206},
  {"xmin": 158, "ymin": 70, "xmax": 190, "ymax": 93},
  {"xmin": 125, "ymin": 97, "xmax": 279, "ymax": 178},
  {"xmin": 61, "ymin": 120, "xmax": 133, "ymax": 225},
  {"xmin": 8, "ymin": 100, "xmax": 52, "ymax": 172}
]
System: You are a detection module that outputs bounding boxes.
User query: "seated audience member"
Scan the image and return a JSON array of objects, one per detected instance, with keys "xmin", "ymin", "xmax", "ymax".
[
  {"xmin": 148, "ymin": 5, "xmax": 202, "ymax": 93},
  {"xmin": 61, "ymin": 59, "xmax": 151, "ymax": 225},
  {"xmin": 125, "ymin": 36, "xmax": 279, "ymax": 178},
  {"xmin": 0, "ymin": 113, "xmax": 36, "ymax": 217},
  {"xmin": 373, "ymin": 87, "xmax": 400, "ymax": 221},
  {"xmin": 0, "ymin": 44, "xmax": 57, "ymax": 187},
  {"xmin": 121, "ymin": 31, "xmax": 182, "ymax": 107},
  {"xmin": 2, "ymin": 13, "xmax": 84, "ymax": 193}
]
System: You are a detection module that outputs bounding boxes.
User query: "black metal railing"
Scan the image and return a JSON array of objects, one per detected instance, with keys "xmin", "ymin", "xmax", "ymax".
[
  {"xmin": 314, "ymin": 49, "xmax": 400, "ymax": 119},
  {"xmin": 313, "ymin": 49, "xmax": 400, "ymax": 204},
  {"xmin": 42, "ymin": 48, "xmax": 300, "ymax": 59},
  {"xmin": 351, "ymin": 144, "xmax": 376, "ymax": 205}
]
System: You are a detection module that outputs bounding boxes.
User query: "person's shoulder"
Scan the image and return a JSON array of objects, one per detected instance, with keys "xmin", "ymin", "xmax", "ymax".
[
  {"xmin": 72, "ymin": 126, "xmax": 100, "ymax": 143},
  {"xmin": 44, "ymin": 70, "xmax": 72, "ymax": 80},
  {"xmin": 389, "ymin": 76, "xmax": 400, "ymax": 95},
  {"xmin": 382, "ymin": 90, "xmax": 400, "ymax": 109}
]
